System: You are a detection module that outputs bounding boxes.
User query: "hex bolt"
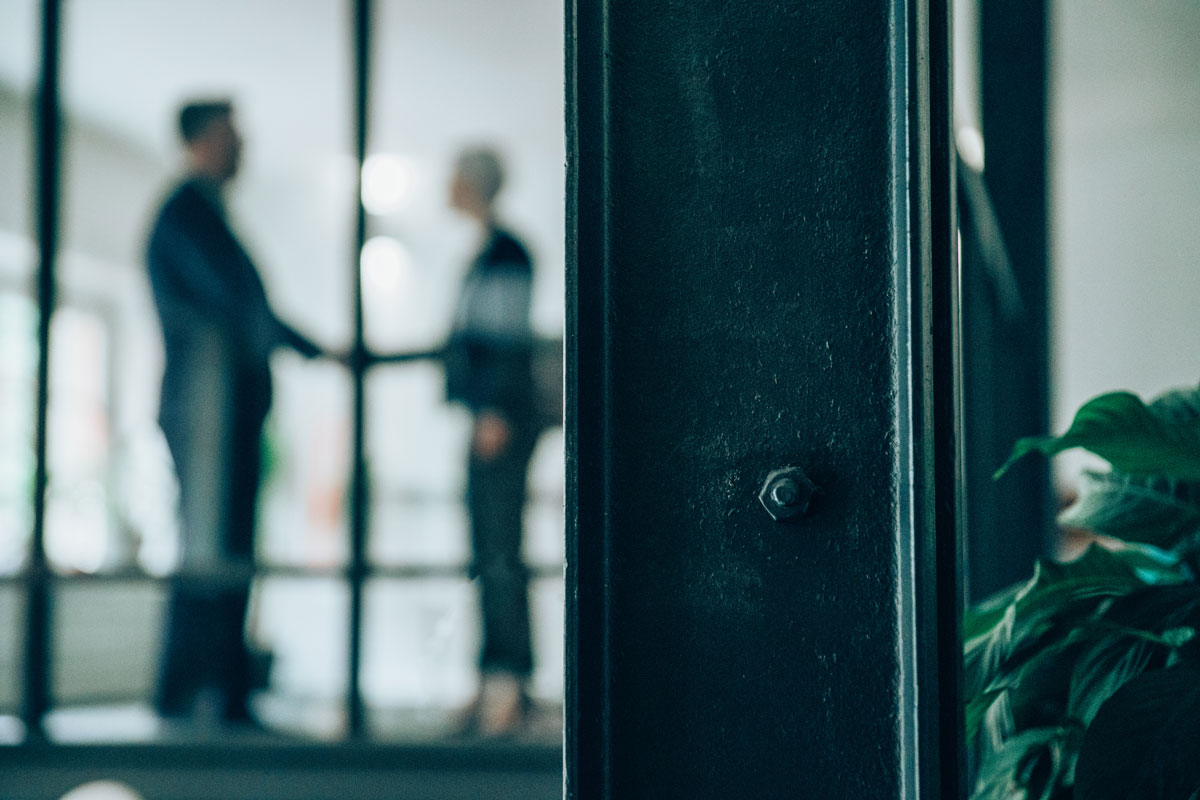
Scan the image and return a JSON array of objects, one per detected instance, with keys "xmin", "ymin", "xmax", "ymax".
[{"xmin": 758, "ymin": 467, "xmax": 816, "ymax": 522}]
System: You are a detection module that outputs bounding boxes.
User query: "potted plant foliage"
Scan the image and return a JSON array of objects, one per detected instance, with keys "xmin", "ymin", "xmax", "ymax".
[{"xmin": 966, "ymin": 386, "xmax": 1200, "ymax": 800}]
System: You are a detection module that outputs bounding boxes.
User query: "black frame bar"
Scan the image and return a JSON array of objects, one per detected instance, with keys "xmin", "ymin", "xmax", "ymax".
[
  {"xmin": 346, "ymin": 0, "xmax": 373, "ymax": 739},
  {"xmin": 22, "ymin": 0, "xmax": 61, "ymax": 738}
]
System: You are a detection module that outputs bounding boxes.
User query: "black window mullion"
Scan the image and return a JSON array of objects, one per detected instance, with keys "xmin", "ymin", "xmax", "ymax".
[
  {"xmin": 346, "ymin": 0, "xmax": 374, "ymax": 740},
  {"xmin": 22, "ymin": 0, "xmax": 62, "ymax": 740}
]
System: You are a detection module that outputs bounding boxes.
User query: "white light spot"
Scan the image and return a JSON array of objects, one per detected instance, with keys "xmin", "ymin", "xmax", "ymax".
[
  {"xmin": 59, "ymin": 781, "xmax": 145, "ymax": 800},
  {"xmin": 361, "ymin": 154, "xmax": 417, "ymax": 215},
  {"xmin": 360, "ymin": 236, "xmax": 413, "ymax": 296},
  {"xmin": 956, "ymin": 125, "xmax": 985, "ymax": 171}
]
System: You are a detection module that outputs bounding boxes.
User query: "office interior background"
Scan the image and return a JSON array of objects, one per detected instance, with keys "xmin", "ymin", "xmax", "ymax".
[
  {"xmin": 0, "ymin": 0, "xmax": 566, "ymax": 741},
  {"xmin": 0, "ymin": 0, "xmax": 1198, "ymax": 792}
]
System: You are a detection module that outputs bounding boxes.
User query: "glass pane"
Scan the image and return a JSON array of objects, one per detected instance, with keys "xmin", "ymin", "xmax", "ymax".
[
  {"xmin": 367, "ymin": 365, "xmax": 471, "ymax": 567},
  {"xmin": 0, "ymin": 584, "xmax": 23, "ymax": 714},
  {"xmin": 362, "ymin": 577, "xmax": 476, "ymax": 737},
  {"xmin": 252, "ymin": 576, "xmax": 348, "ymax": 739},
  {"xmin": 47, "ymin": 580, "xmax": 163, "ymax": 742},
  {"xmin": 362, "ymin": 576, "xmax": 561, "ymax": 741},
  {"xmin": 58, "ymin": 0, "xmax": 355, "ymax": 578},
  {"xmin": 0, "ymin": 294, "xmax": 37, "ymax": 574},
  {"xmin": 363, "ymin": 1, "xmax": 566, "ymax": 737},
  {"xmin": 0, "ymin": 0, "xmax": 38, "ymax": 574},
  {"xmin": 52, "ymin": 0, "xmax": 354, "ymax": 739}
]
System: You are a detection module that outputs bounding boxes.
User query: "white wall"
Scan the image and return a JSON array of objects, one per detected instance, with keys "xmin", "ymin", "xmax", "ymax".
[{"xmin": 1052, "ymin": 1, "xmax": 1200, "ymax": 459}]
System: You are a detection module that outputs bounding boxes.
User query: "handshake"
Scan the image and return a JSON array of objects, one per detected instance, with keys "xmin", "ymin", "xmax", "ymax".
[{"xmin": 324, "ymin": 344, "xmax": 443, "ymax": 371}]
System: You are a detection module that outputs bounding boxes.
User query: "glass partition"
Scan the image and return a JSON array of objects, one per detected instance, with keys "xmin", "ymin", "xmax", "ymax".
[
  {"xmin": 363, "ymin": 0, "xmax": 565, "ymax": 738},
  {"xmin": 4, "ymin": 0, "xmax": 564, "ymax": 752},
  {"xmin": 0, "ymin": 0, "xmax": 39, "ymax": 733},
  {"xmin": 51, "ymin": 0, "xmax": 354, "ymax": 739}
]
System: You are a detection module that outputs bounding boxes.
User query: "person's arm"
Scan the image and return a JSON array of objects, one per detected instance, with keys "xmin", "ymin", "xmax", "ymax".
[{"xmin": 273, "ymin": 317, "xmax": 322, "ymax": 359}]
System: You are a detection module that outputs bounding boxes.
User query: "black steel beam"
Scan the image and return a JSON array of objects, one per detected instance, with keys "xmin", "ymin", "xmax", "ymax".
[
  {"xmin": 346, "ymin": 0, "xmax": 373, "ymax": 738},
  {"xmin": 566, "ymin": 0, "xmax": 960, "ymax": 796},
  {"xmin": 23, "ymin": 0, "xmax": 62, "ymax": 738}
]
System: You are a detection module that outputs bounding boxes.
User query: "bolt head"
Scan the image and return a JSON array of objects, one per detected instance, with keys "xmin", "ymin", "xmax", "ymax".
[{"xmin": 758, "ymin": 467, "xmax": 816, "ymax": 522}]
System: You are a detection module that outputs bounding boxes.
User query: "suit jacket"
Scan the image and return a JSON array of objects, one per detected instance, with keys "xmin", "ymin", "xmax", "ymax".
[
  {"xmin": 444, "ymin": 227, "xmax": 536, "ymax": 428},
  {"xmin": 146, "ymin": 177, "xmax": 316, "ymax": 562}
]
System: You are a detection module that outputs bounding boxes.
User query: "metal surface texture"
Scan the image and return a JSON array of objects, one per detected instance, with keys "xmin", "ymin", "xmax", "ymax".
[{"xmin": 567, "ymin": 0, "xmax": 961, "ymax": 796}]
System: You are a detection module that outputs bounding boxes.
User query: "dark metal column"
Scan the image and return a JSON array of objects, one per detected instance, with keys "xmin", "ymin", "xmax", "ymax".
[
  {"xmin": 966, "ymin": 0, "xmax": 1050, "ymax": 600},
  {"xmin": 23, "ymin": 0, "xmax": 62, "ymax": 738},
  {"xmin": 346, "ymin": 0, "xmax": 373, "ymax": 738},
  {"xmin": 566, "ymin": 0, "xmax": 961, "ymax": 796}
]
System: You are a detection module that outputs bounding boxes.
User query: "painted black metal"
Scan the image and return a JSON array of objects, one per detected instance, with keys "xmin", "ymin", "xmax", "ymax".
[
  {"xmin": 963, "ymin": 0, "xmax": 1050, "ymax": 601},
  {"xmin": 926, "ymin": 0, "xmax": 968, "ymax": 794},
  {"xmin": 564, "ymin": 0, "xmax": 612, "ymax": 794},
  {"xmin": 566, "ymin": 0, "xmax": 961, "ymax": 796},
  {"xmin": 346, "ymin": 0, "xmax": 372, "ymax": 738},
  {"xmin": 23, "ymin": 0, "xmax": 62, "ymax": 738}
]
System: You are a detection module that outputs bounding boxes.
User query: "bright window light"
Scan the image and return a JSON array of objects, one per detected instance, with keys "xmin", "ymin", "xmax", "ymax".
[
  {"xmin": 361, "ymin": 154, "xmax": 417, "ymax": 215},
  {"xmin": 360, "ymin": 236, "xmax": 413, "ymax": 295}
]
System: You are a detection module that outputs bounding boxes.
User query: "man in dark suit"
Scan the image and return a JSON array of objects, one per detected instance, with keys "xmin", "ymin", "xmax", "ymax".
[{"xmin": 146, "ymin": 99, "xmax": 321, "ymax": 726}]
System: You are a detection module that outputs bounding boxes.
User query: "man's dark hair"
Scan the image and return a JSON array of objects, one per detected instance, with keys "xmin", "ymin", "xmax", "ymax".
[{"xmin": 178, "ymin": 100, "xmax": 233, "ymax": 143}]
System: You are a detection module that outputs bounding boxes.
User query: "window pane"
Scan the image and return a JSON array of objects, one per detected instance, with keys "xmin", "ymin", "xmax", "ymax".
[
  {"xmin": 0, "ymin": 0, "xmax": 38, "ymax": 575},
  {"xmin": 58, "ymin": 0, "xmax": 355, "ymax": 578},
  {"xmin": 362, "ymin": 576, "xmax": 561, "ymax": 740},
  {"xmin": 252, "ymin": 576, "xmax": 349, "ymax": 739},
  {"xmin": 364, "ymin": 0, "xmax": 566, "ymax": 732},
  {"xmin": 0, "ymin": 585, "xmax": 23, "ymax": 714},
  {"xmin": 51, "ymin": 0, "xmax": 354, "ymax": 739},
  {"xmin": 47, "ymin": 580, "xmax": 163, "ymax": 742}
]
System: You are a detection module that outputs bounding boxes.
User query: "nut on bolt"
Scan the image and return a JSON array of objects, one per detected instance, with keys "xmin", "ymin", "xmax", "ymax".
[{"xmin": 758, "ymin": 467, "xmax": 816, "ymax": 522}]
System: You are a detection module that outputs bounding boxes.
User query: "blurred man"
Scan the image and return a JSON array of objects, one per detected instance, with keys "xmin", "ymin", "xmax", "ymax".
[
  {"xmin": 444, "ymin": 147, "xmax": 538, "ymax": 736},
  {"xmin": 145, "ymin": 99, "xmax": 321, "ymax": 727}
]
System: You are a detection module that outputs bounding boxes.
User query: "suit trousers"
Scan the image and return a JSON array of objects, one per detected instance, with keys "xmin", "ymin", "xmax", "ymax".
[
  {"xmin": 467, "ymin": 423, "xmax": 538, "ymax": 677},
  {"xmin": 156, "ymin": 399, "xmax": 263, "ymax": 722}
]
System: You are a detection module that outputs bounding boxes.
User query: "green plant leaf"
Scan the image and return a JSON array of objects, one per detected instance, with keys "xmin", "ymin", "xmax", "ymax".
[
  {"xmin": 1060, "ymin": 469, "xmax": 1200, "ymax": 549},
  {"xmin": 1074, "ymin": 667, "xmax": 1200, "ymax": 800},
  {"xmin": 973, "ymin": 726, "xmax": 1079, "ymax": 800},
  {"xmin": 995, "ymin": 391, "xmax": 1200, "ymax": 481},
  {"xmin": 1066, "ymin": 637, "xmax": 1155, "ymax": 727},
  {"xmin": 965, "ymin": 546, "xmax": 1145, "ymax": 676},
  {"xmin": 1104, "ymin": 543, "xmax": 1188, "ymax": 586},
  {"xmin": 966, "ymin": 685, "xmax": 1010, "ymax": 742}
]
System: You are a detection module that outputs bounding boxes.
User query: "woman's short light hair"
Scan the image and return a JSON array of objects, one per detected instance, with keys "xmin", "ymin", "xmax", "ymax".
[{"xmin": 454, "ymin": 146, "xmax": 506, "ymax": 204}]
